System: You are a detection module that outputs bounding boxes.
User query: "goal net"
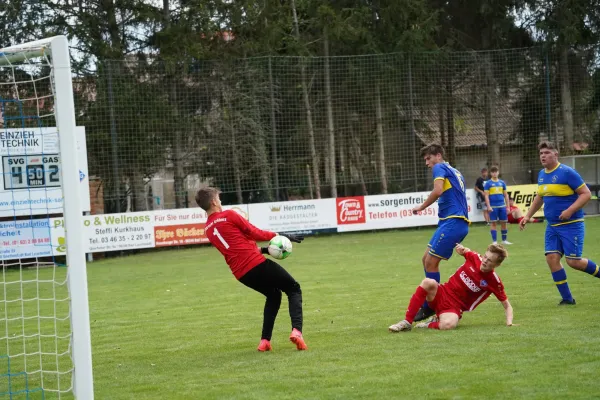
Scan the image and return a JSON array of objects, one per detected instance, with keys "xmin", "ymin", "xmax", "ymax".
[{"xmin": 0, "ymin": 37, "xmax": 93, "ymax": 399}]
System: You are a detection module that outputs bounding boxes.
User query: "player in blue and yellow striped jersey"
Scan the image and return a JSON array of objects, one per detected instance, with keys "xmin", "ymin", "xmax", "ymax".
[
  {"xmin": 411, "ymin": 144, "xmax": 470, "ymax": 321},
  {"xmin": 484, "ymin": 166, "xmax": 512, "ymax": 245},
  {"xmin": 520, "ymin": 141, "xmax": 599, "ymax": 305}
]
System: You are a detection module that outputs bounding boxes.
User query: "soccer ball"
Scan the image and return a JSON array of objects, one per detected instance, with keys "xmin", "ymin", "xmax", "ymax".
[{"xmin": 268, "ymin": 236, "xmax": 293, "ymax": 260}]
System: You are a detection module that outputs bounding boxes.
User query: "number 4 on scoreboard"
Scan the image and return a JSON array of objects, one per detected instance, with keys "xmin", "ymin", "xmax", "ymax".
[{"xmin": 2, "ymin": 154, "xmax": 61, "ymax": 190}]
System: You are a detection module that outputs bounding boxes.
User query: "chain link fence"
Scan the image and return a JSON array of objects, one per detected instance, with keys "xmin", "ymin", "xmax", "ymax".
[{"xmin": 63, "ymin": 46, "xmax": 600, "ymax": 212}]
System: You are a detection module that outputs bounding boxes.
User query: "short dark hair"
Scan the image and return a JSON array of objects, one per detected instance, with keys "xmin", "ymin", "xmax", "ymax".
[
  {"xmin": 488, "ymin": 243, "xmax": 508, "ymax": 264},
  {"xmin": 490, "ymin": 166, "xmax": 499, "ymax": 173},
  {"xmin": 420, "ymin": 144, "xmax": 445, "ymax": 158},
  {"xmin": 481, "ymin": 167, "xmax": 488, "ymax": 173},
  {"xmin": 195, "ymin": 187, "xmax": 220, "ymax": 211},
  {"xmin": 538, "ymin": 141, "xmax": 558, "ymax": 152}
]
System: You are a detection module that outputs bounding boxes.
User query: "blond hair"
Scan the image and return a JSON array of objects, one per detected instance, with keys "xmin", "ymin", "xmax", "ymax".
[{"xmin": 487, "ymin": 243, "xmax": 508, "ymax": 264}]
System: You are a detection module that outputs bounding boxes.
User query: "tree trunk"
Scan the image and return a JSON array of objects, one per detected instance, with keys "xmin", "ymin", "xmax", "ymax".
[
  {"xmin": 375, "ymin": 84, "xmax": 388, "ymax": 194},
  {"xmin": 245, "ymin": 58, "xmax": 272, "ymax": 201},
  {"xmin": 438, "ymin": 95, "xmax": 446, "ymax": 148},
  {"xmin": 130, "ymin": 170, "xmax": 148, "ymax": 212},
  {"xmin": 163, "ymin": 0, "xmax": 186, "ymax": 208},
  {"xmin": 353, "ymin": 139, "xmax": 368, "ymax": 196},
  {"xmin": 407, "ymin": 56, "xmax": 418, "ymax": 192},
  {"xmin": 483, "ymin": 52, "xmax": 500, "ymax": 167},
  {"xmin": 223, "ymin": 100, "xmax": 243, "ymax": 204},
  {"xmin": 101, "ymin": 0, "xmax": 122, "ymax": 56},
  {"xmin": 339, "ymin": 125, "xmax": 349, "ymax": 197},
  {"xmin": 306, "ymin": 164, "xmax": 314, "ymax": 199},
  {"xmin": 323, "ymin": 27, "xmax": 337, "ymax": 198},
  {"xmin": 291, "ymin": 0, "xmax": 321, "ymax": 199},
  {"xmin": 171, "ymin": 85, "xmax": 186, "ymax": 208},
  {"xmin": 268, "ymin": 57, "xmax": 280, "ymax": 200},
  {"xmin": 349, "ymin": 116, "xmax": 368, "ymax": 195},
  {"xmin": 445, "ymin": 72, "xmax": 456, "ymax": 166},
  {"xmin": 559, "ymin": 45, "xmax": 574, "ymax": 154}
]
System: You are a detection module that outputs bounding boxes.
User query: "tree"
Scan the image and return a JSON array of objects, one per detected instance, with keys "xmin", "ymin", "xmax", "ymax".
[
  {"xmin": 523, "ymin": 0, "xmax": 600, "ymax": 153},
  {"xmin": 427, "ymin": 0, "xmax": 533, "ymax": 168},
  {"xmin": 290, "ymin": 0, "xmax": 321, "ymax": 199}
]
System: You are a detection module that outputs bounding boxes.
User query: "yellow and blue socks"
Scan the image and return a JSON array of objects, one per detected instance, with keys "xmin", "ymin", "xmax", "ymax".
[
  {"xmin": 491, "ymin": 230, "xmax": 497, "ymax": 242},
  {"xmin": 583, "ymin": 260, "xmax": 600, "ymax": 278},
  {"xmin": 552, "ymin": 268, "xmax": 573, "ymax": 300},
  {"xmin": 501, "ymin": 230, "xmax": 508, "ymax": 242}
]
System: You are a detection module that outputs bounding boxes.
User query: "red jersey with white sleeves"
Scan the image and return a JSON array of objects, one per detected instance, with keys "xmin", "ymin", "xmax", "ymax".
[
  {"xmin": 205, "ymin": 209, "xmax": 276, "ymax": 279},
  {"xmin": 442, "ymin": 251, "xmax": 507, "ymax": 312}
]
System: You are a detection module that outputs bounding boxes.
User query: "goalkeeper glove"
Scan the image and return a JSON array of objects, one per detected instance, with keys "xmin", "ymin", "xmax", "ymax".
[
  {"xmin": 261, "ymin": 247, "xmax": 269, "ymax": 254},
  {"xmin": 280, "ymin": 233, "xmax": 304, "ymax": 243}
]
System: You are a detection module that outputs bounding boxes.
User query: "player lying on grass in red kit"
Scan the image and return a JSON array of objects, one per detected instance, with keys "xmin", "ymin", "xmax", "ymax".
[{"xmin": 389, "ymin": 243, "xmax": 514, "ymax": 331}]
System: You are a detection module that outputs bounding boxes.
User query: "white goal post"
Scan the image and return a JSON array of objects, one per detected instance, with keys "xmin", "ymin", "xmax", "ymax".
[{"xmin": 0, "ymin": 36, "xmax": 93, "ymax": 398}]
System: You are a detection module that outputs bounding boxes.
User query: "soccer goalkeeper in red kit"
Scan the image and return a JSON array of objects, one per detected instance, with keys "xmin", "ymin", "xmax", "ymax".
[
  {"xmin": 389, "ymin": 243, "xmax": 514, "ymax": 332},
  {"xmin": 196, "ymin": 187, "xmax": 307, "ymax": 351}
]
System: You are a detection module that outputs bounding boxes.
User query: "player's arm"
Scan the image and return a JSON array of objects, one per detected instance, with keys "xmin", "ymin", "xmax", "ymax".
[
  {"xmin": 560, "ymin": 184, "xmax": 592, "ymax": 220},
  {"xmin": 454, "ymin": 244, "xmax": 471, "ymax": 256},
  {"xmin": 229, "ymin": 211, "xmax": 277, "ymax": 242},
  {"xmin": 520, "ymin": 194, "xmax": 543, "ymax": 230},
  {"xmin": 501, "ymin": 299, "xmax": 514, "ymax": 326},
  {"xmin": 558, "ymin": 168, "xmax": 590, "ymax": 220},
  {"xmin": 492, "ymin": 281, "xmax": 513, "ymax": 326},
  {"xmin": 503, "ymin": 184, "xmax": 510, "ymax": 210},
  {"xmin": 483, "ymin": 181, "xmax": 493, "ymax": 211},
  {"xmin": 484, "ymin": 191, "xmax": 492, "ymax": 211},
  {"xmin": 413, "ymin": 174, "xmax": 444, "ymax": 213},
  {"xmin": 422, "ymin": 179, "xmax": 444, "ymax": 208}
]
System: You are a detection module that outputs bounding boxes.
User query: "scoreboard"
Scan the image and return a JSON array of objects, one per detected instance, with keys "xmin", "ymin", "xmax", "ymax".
[
  {"xmin": 0, "ymin": 127, "xmax": 90, "ymax": 217},
  {"xmin": 3, "ymin": 154, "xmax": 62, "ymax": 190}
]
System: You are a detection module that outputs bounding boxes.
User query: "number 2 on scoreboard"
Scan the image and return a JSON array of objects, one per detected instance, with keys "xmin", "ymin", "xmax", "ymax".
[{"xmin": 213, "ymin": 228, "xmax": 230, "ymax": 249}]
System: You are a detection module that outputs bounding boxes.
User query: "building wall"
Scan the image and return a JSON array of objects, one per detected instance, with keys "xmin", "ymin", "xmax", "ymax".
[
  {"xmin": 89, "ymin": 177, "xmax": 104, "ymax": 214},
  {"xmin": 454, "ymin": 146, "xmax": 531, "ymax": 188}
]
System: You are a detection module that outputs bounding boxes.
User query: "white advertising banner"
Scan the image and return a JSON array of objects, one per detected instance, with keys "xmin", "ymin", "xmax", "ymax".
[
  {"xmin": 0, "ymin": 219, "xmax": 60, "ymax": 260},
  {"xmin": 0, "ymin": 188, "xmax": 484, "ymax": 260},
  {"xmin": 51, "ymin": 212, "xmax": 155, "ymax": 254},
  {"xmin": 248, "ymin": 199, "xmax": 337, "ymax": 235},
  {"xmin": 466, "ymin": 189, "xmax": 486, "ymax": 223},
  {"xmin": 336, "ymin": 193, "xmax": 436, "ymax": 233},
  {"xmin": 0, "ymin": 127, "xmax": 91, "ymax": 217},
  {"xmin": 337, "ymin": 189, "xmax": 483, "ymax": 233},
  {"xmin": 42, "ymin": 205, "xmax": 249, "ymax": 258}
]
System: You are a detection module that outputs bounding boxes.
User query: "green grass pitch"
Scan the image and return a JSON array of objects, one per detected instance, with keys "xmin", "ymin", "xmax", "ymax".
[{"xmin": 8, "ymin": 219, "xmax": 600, "ymax": 399}]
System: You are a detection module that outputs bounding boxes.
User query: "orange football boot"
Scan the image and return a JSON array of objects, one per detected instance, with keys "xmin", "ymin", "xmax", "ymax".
[
  {"xmin": 289, "ymin": 328, "xmax": 308, "ymax": 350},
  {"xmin": 257, "ymin": 339, "xmax": 272, "ymax": 352}
]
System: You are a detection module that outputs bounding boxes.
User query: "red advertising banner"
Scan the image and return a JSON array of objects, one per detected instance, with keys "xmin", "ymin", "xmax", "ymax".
[
  {"xmin": 336, "ymin": 197, "xmax": 366, "ymax": 225},
  {"xmin": 154, "ymin": 223, "xmax": 208, "ymax": 247}
]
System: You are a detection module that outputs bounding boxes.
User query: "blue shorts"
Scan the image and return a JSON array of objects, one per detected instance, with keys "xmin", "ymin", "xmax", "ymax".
[
  {"xmin": 489, "ymin": 207, "xmax": 508, "ymax": 222},
  {"xmin": 545, "ymin": 222, "xmax": 585, "ymax": 260},
  {"xmin": 428, "ymin": 218, "xmax": 469, "ymax": 260}
]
